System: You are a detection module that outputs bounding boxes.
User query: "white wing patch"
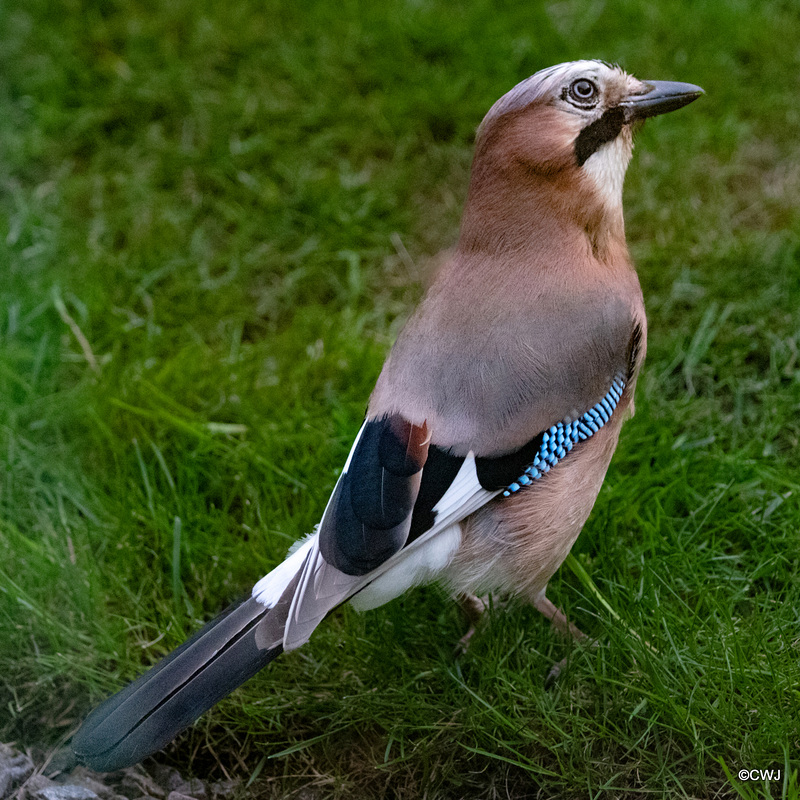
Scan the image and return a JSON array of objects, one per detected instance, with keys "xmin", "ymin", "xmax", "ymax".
[{"xmin": 426, "ymin": 454, "xmax": 497, "ymax": 530}]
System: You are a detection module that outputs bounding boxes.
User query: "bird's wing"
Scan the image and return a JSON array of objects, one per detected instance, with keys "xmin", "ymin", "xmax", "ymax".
[
  {"xmin": 253, "ymin": 321, "xmax": 643, "ymax": 650},
  {"xmin": 253, "ymin": 413, "xmax": 438, "ymax": 650}
]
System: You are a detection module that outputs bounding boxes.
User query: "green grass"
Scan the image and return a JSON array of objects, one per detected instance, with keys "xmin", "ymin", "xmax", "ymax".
[{"xmin": 2, "ymin": 0, "xmax": 800, "ymax": 797}]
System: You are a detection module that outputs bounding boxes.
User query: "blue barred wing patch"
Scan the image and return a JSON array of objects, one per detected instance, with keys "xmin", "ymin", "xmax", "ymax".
[{"xmin": 502, "ymin": 375, "xmax": 626, "ymax": 497}]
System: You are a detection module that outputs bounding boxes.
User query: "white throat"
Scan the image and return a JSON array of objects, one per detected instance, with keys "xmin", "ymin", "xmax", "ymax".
[{"xmin": 582, "ymin": 134, "xmax": 633, "ymax": 214}]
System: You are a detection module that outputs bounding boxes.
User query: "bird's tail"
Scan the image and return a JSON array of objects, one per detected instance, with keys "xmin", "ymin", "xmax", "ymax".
[{"xmin": 71, "ymin": 596, "xmax": 283, "ymax": 772}]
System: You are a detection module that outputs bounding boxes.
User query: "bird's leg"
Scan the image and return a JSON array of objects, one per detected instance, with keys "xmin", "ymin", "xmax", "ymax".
[
  {"xmin": 454, "ymin": 592, "xmax": 490, "ymax": 655},
  {"xmin": 533, "ymin": 593, "xmax": 588, "ymax": 641},
  {"xmin": 533, "ymin": 592, "xmax": 594, "ymax": 686}
]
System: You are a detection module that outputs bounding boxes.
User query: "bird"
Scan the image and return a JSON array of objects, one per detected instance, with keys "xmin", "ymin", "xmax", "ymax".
[{"xmin": 71, "ymin": 60, "xmax": 702, "ymax": 772}]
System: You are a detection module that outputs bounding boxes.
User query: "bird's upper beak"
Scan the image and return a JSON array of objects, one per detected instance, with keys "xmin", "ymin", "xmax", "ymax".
[{"xmin": 620, "ymin": 80, "xmax": 704, "ymax": 122}]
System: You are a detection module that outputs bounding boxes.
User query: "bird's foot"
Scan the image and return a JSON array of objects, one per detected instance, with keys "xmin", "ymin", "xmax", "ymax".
[
  {"xmin": 532, "ymin": 592, "xmax": 598, "ymax": 685},
  {"xmin": 544, "ymin": 637, "xmax": 599, "ymax": 687},
  {"xmin": 544, "ymin": 654, "xmax": 569, "ymax": 688},
  {"xmin": 454, "ymin": 593, "xmax": 497, "ymax": 656}
]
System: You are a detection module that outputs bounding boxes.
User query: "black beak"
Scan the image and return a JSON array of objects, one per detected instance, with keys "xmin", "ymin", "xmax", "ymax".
[{"xmin": 620, "ymin": 80, "xmax": 704, "ymax": 122}]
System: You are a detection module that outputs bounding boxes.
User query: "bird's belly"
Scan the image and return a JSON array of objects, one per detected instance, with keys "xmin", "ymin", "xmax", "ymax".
[{"xmin": 442, "ymin": 420, "xmax": 621, "ymax": 602}]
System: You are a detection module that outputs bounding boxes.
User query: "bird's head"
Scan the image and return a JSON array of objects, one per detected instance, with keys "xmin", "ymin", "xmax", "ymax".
[{"xmin": 463, "ymin": 60, "xmax": 703, "ymax": 256}]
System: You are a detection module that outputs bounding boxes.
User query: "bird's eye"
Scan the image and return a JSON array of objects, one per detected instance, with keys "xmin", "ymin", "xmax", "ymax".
[{"xmin": 568, "ymin": 79, "xmax": 598, "ymax": 104}]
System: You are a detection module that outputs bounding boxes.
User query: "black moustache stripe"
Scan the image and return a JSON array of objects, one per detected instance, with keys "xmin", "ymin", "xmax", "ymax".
[{"xmin": 574, "ymin": 107, "xmax": 625, "ymax": 166}]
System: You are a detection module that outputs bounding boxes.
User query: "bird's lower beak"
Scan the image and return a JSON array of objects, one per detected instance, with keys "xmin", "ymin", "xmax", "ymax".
[{"xmin": 620, "ymin": 80, "xmax": 704, "ymax": 122}]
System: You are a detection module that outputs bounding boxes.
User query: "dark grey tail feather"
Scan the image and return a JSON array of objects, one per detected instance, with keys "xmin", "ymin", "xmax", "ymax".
[{"xmin": 72, "ymin": 597, "xmax": 283, "ymax": 772}]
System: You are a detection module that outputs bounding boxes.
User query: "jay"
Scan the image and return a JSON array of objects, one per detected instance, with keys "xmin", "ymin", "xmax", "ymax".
[{"xmin": 72, "ymin": 60, "xmax": 702, "ymax": 771}]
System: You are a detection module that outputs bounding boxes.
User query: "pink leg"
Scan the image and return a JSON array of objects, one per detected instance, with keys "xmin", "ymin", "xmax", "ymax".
[
  {"xmin": 532, "ymin": 592, "xmax": 594, "ymax": 685},
  {"xmin": 532, "ymin": 593, "xmax": 588, "ymax": 641},
  {"xmin": 454, "ymin": 593, "xmax": 490, "ymax": 655}
]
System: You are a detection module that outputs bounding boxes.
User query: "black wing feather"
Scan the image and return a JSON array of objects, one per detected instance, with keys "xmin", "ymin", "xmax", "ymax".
[{"xmin": 319, "ymin": 414, "xmax": 429, "ymax": 575}]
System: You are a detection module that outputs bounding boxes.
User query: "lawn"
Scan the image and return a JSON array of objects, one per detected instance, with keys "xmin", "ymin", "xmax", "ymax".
[{"xmin": 1, "ymin": 0, "xmax": 799, "ymax": 797}]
